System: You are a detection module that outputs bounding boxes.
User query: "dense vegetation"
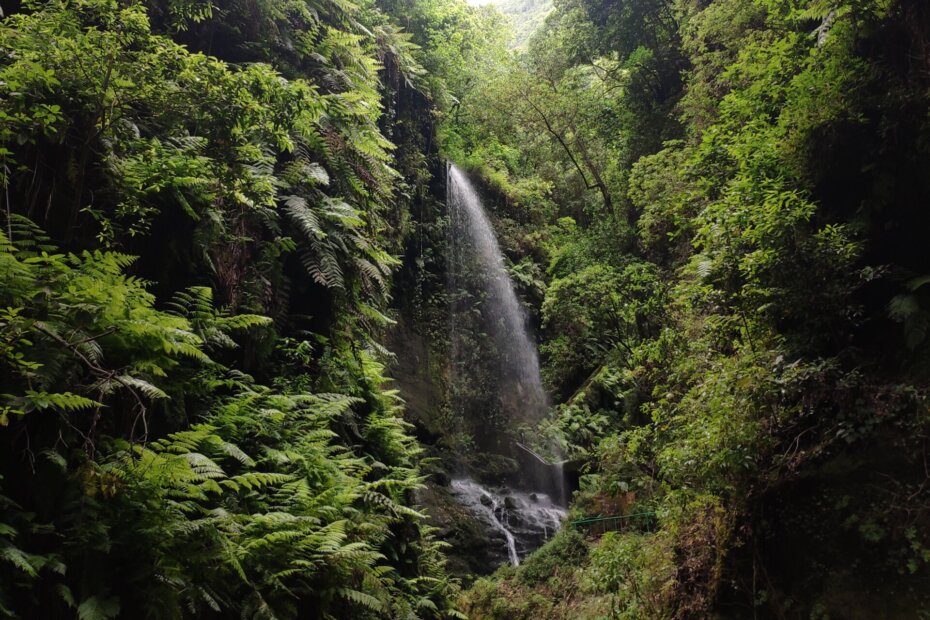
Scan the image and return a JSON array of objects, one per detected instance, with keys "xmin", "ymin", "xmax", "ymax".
[
  {"xmin": 439, "ymin": 0, "xmax": 930, "ymax": 617},
  {"xmin": 2, "ymin": 0, "xmax": 930, "ymax": 618},
  {"xmin": 0, "ymin": 0, "xmax": 481, "ymax": 616}
]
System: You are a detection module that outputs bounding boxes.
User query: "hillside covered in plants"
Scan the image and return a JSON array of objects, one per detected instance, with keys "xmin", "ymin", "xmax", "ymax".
[{"xmin": 2, "ymin": 0, "xmax": 930, "ymax": 618}]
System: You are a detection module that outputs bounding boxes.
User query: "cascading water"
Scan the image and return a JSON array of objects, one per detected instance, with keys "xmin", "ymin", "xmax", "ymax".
[
  {"xmin": 450, "ymin": 478, "xmax": 566, "ymax": 566},
  {"xmin": 446, "ymin": 164, "xmax": 548, "ymax": 423},
  {"xmin": 446, "ymin": 163, "xmax": 567, "ymax": 565}
]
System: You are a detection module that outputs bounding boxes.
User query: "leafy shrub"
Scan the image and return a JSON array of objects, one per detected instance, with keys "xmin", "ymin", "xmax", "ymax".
[
  {"xmin": 517, "ymin": 528, "xmax": 587, "ymax": 586},
  {"xmin": 586, "ymin": 531, "xmax": 676, "ymax": 620}
]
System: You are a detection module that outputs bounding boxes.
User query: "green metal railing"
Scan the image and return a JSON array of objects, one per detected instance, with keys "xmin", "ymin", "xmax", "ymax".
[{"xmin": 570, "ymin": 512, "xmax": 657, "ymax": 535}]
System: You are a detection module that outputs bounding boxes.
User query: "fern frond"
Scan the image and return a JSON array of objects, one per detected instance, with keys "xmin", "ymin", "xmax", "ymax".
[
  {"xmin": 116, "ymin": 375, "xmax": 169, "ymax": 400},
  {"xmin": 338, "ymin": 588, "xmax": 383, "ymax": 612}
]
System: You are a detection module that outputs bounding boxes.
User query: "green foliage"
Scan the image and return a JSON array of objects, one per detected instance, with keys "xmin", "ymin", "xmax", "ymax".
[
  {"xmin": 0, "ymin": 220, "xmax": 461, "ymax": 617},
  {"xmin": 5, "ymin": 0, "xmax": 930, "ymax": 615},
  {"xmin": 0, "ymin": 0, "xmax": 402, "ymax": 326},
  {"xmin": 448, "ymin": 0, "xmax": 930, "ymax": 616},
  {"xmin": 542, "ymin": 261, "xmax": 664, "ymax": 396},
  {"xmin": 462, "ymin": 532, "xmax": 601, "ymax": 619},
  {"xmin": 585, "ymin": 531, "xmax": 676, "ymax": 619},
  {"xmin": 516, "ymin": 528, "xmax": 587, "ymax": 586},
  {"xmin": 0, "ymin": 0, "xmax": 466, "ymax": 615},
  {"xmin": 377, "ymin": 0, "xmax": 510, "ymax": 110}
]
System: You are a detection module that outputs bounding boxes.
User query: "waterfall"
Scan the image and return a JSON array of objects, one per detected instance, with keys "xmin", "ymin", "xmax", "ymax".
[
  {"xmin": 450, "ymin": 478, "xmax": 566, "ymax": 567},
  {"xmin": 445, "ymin": 164, "xmax": 568, "ymax": 565},
  {"xmin": 446, "ymin": 163, "xmax": 548, "ymax": 431}
]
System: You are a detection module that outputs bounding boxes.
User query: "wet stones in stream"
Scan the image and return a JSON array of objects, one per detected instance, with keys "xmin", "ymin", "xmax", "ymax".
[{"xmin": 449, "ymin": 478, "xmax": 566, "ymax": 567}]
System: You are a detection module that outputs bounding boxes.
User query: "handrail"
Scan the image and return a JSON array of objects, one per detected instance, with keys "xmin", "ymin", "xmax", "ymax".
[
  {"xmin": 570, "ymin": 512, "xmax": 657, "ymax": 534},
  {"xmin": 571, "ymin": 512, "xmax": 655, "ymax": 525},
  {"xmin": 513, "ymin": 441, "xmax": 569, "ymax": 467}
]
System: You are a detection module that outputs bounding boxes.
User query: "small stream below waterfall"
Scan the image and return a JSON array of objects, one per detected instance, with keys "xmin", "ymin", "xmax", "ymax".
[{"xmin": 450, "ymin": 478, "xmax": 566, "ymax": 566}]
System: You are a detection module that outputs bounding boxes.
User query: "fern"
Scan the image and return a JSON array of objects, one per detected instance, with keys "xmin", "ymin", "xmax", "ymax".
[
  {"xmin": 0, "ymin": 544, "xmax": 39, "ymax": 577},
  {"xmin": 19, "ymin": 391, "xmax": 100, "ymax": 413},
  {"xmin": 115, "ymin": 375, "xmax": 168, "ymax": 400},
  {"xmin": 338, "ymin": 588, "xmax": 384, "ymax": 612},
  {"xmin": 0, "ymin": 0, "xmax": 462, "ymax": 611},
  {"xmin": 76, "ymin": 595, "xmax": 120, "ymax": 620}
]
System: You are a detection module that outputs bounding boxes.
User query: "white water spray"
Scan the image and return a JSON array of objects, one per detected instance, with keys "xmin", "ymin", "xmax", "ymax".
[
  {"xmin": 447, "ymin": 163, "xmax": 548, "ymax": 422},
  {"xmin": 445, "ymin": 164, "xmax": 569, "ymax": 566},
  {"xmin": 450, "ymin": 478, "xmax": 565, "ymax": 566}
]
